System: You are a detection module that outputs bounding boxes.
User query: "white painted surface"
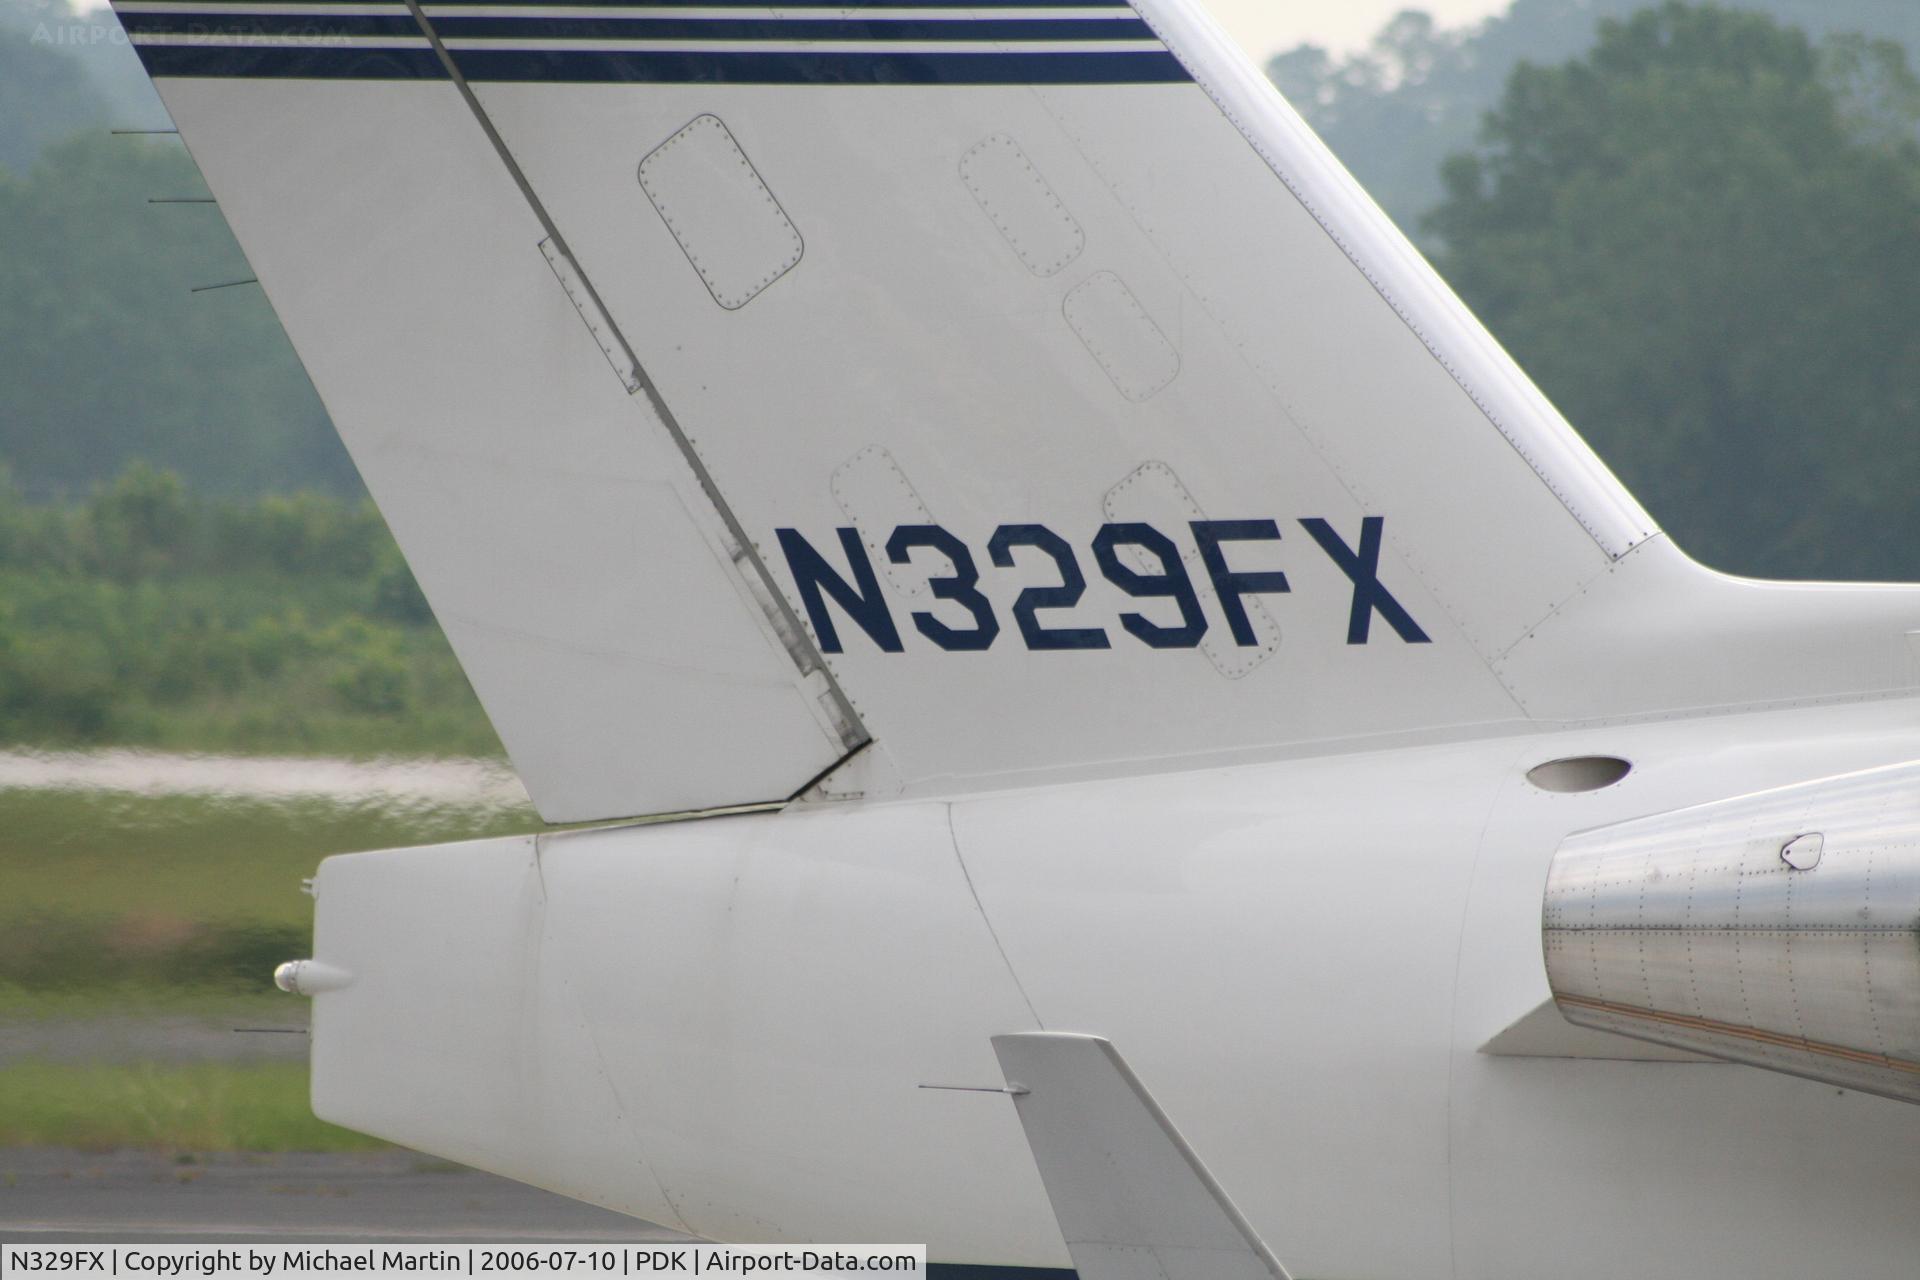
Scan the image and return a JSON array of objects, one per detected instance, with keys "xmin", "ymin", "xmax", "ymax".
[
  {"xmin": 313, "ymin": 803, "xmax": 1061, "ymax": 1258},
  {"xmin": 1061, "ymin": 270, "xmax": 1181, "ymax": 402},
  {"xmin": 958, "ymin": 133, "xmax": 1085, "ymax": 279},
  {"xmin": 147, "ymin": 78, "xmax": 849, "ymax": 822},
  {"xmin": 309, "ymin": 699, "xmax": 1920, "ymax": 1279},
  {"xmin": 638, "ymin": 114, "xmax": 805, "ymax": 311},
  {"xmin": 131, "ymin": 0, "xmax": 1920, "ymax": 821},
  {"xmin": 992, "ymin": 1033, "xmax": 1290, "ymax": 1280},
  {"xmin": 468, "ymin": 75, "xmax": 1539, "ymax": 795}
]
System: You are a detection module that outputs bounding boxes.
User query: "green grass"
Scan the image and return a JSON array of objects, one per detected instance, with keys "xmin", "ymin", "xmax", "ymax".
[
  {"xmin": 1, "ymin": 787, "xmax": 535, "ymax": 930},
  {"xmin": 1, "ymin": 780, "xmax": 541, "ymax": 1149},
  {"xmin": 1, "ymin": 786, "xmax": 539, "ymax": 1002},
  {"xmin": 0, "ymin": 1060, "xmax": 385, "ymax": 1152}
]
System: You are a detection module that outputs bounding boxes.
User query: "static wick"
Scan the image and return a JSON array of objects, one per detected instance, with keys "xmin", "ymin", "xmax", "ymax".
[
  {"xmin": 191, "ymin": 277, "xmax": 259, "ymax": 293},
  {"xmin": 112, "ymin": 128, "xmax": 180, "ymax": 135},
  {"xmin": 917, "ymin": 1083, "xmax": 1030, "ymax": 1096},
  {"xmin": 149, "ymin": 197, "xmax": 216, "ymax": 204},
  {"xmin": 232, "ymin": 1027, "xmax": 308, "ymax": 1035}
]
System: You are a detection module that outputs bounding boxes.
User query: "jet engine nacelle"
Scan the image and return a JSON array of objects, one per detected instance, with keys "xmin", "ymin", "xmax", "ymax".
[{"xmin": 1545, "ymin": 760, "xmax": 1920, "ymax": 1103}]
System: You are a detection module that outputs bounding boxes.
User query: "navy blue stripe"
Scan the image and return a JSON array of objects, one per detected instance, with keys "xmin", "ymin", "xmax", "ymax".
[
  {"xmin": 121, "ymin": 12, "xmax": 422, "ymax": 35},
  {"xmin": 449, "ymin": 46, "xmax": 1188, "ymax": 82},
  {"xmin": 134, "ymin": 42, "xmax": 447, "ymax": 77},
  {"xmin": 134, "ymin": 43, "xmax": 1187, "ymax": 80},
  {"xmin": 433, "ymin": 17, "xmax": 1155, "ymax": 40},
  {"xmin": 119, "ymin": 11, "xmax": 1155, "ymax": 41}
]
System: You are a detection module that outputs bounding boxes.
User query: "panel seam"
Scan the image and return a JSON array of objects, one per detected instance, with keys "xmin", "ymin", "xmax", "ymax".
[
  {"xmin": 946, "ymin": 804, "xmax": 1046, "ymax": 1030},
  {"xmin": 405, "ymin": 0, "xmax": 869, "ymax": 755}
]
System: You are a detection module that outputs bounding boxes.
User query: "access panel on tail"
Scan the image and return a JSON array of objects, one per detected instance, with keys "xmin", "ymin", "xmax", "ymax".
[
  {"xmin": 110, "ymin": 55, "xmax": 865, "ymax": 822},
  {"xmin": 128, "ymin": 0, "xmax": 1906, "ymax": 822}
]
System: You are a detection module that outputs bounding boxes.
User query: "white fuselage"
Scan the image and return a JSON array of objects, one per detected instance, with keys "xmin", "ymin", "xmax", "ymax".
[{"xmin": 310, "ymin": 696, "xmax": 1920, "ymax": 1280}]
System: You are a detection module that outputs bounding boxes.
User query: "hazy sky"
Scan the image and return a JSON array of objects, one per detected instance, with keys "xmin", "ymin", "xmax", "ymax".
[{"xmin": 1201, "ymin": 0, "xmax": 1513, "ymax": 61}]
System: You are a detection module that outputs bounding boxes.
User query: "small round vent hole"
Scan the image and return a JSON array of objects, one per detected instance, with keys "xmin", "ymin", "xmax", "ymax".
[{"xmin": 1526, "ymin": 755, "xmax": 1632, "ymax": 793}]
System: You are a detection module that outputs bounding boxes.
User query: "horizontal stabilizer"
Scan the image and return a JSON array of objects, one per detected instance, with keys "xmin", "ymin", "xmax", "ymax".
[{"xmin": 992, "ymin": 1032, "xmax": 1291, "ymax": 1280}]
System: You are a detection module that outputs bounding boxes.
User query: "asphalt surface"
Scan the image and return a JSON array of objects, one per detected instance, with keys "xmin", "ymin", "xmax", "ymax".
[
  {"xmin": 0, "ymin": 1149, "xmax": 691, "ymax": 1244},
  {"xmin": 0, "ymin": 1018, "xmax": 309, "ymax": 1067}
]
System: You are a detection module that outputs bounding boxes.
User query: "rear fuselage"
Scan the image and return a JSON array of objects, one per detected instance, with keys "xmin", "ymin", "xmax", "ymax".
[{"xmin": 306, "ymin": 695, "xmax": 1920, "ymax": 1279}]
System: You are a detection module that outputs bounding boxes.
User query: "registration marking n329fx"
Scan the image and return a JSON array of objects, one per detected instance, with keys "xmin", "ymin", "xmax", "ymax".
[{"xmin": 774, "ymin": 516, "xmax": 1431, "ymax": 654}]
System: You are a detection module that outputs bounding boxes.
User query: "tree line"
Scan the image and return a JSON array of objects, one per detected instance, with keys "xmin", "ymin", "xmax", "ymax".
[
  {"xmin": 1426, "ymin": 4, "xmax": 1920, "ymax": 579},
  {"xmin": 0, "ymin": 465, "xmax": 499, "ymax": 754}
]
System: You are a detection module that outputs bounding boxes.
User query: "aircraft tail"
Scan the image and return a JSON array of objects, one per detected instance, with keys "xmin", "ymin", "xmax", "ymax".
[{"xmin": 112, "ymin": 0, "xmax": 1920, "ymax": 821}]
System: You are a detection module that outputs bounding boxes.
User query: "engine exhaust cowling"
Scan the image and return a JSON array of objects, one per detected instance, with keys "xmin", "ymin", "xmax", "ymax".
[{"xmin": 1544, "ymin": 761, "xmax": 1920, "ymax": 1104}]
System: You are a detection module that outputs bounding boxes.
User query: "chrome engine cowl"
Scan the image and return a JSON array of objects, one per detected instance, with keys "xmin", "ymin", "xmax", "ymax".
[{"xmin": 1545, "ymin": 761, "xmax": 1920, "ymax": 1104}]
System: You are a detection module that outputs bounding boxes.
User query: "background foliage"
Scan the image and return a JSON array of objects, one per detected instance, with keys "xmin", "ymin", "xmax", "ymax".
[
  {"xmin": 0, "ymin": 0, "xmax": 346, "ymax": 497},
  {"xmin": 0, "ymin": 464, "xmax": 498, "ymax": 754},
  {"xmin": 1269, "ymin": 0, "xmax": 1920, "ymax": 231},
  {"xmin": 1425, "ymin": 5, "xmax": 1920, "ymax": 577}
]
